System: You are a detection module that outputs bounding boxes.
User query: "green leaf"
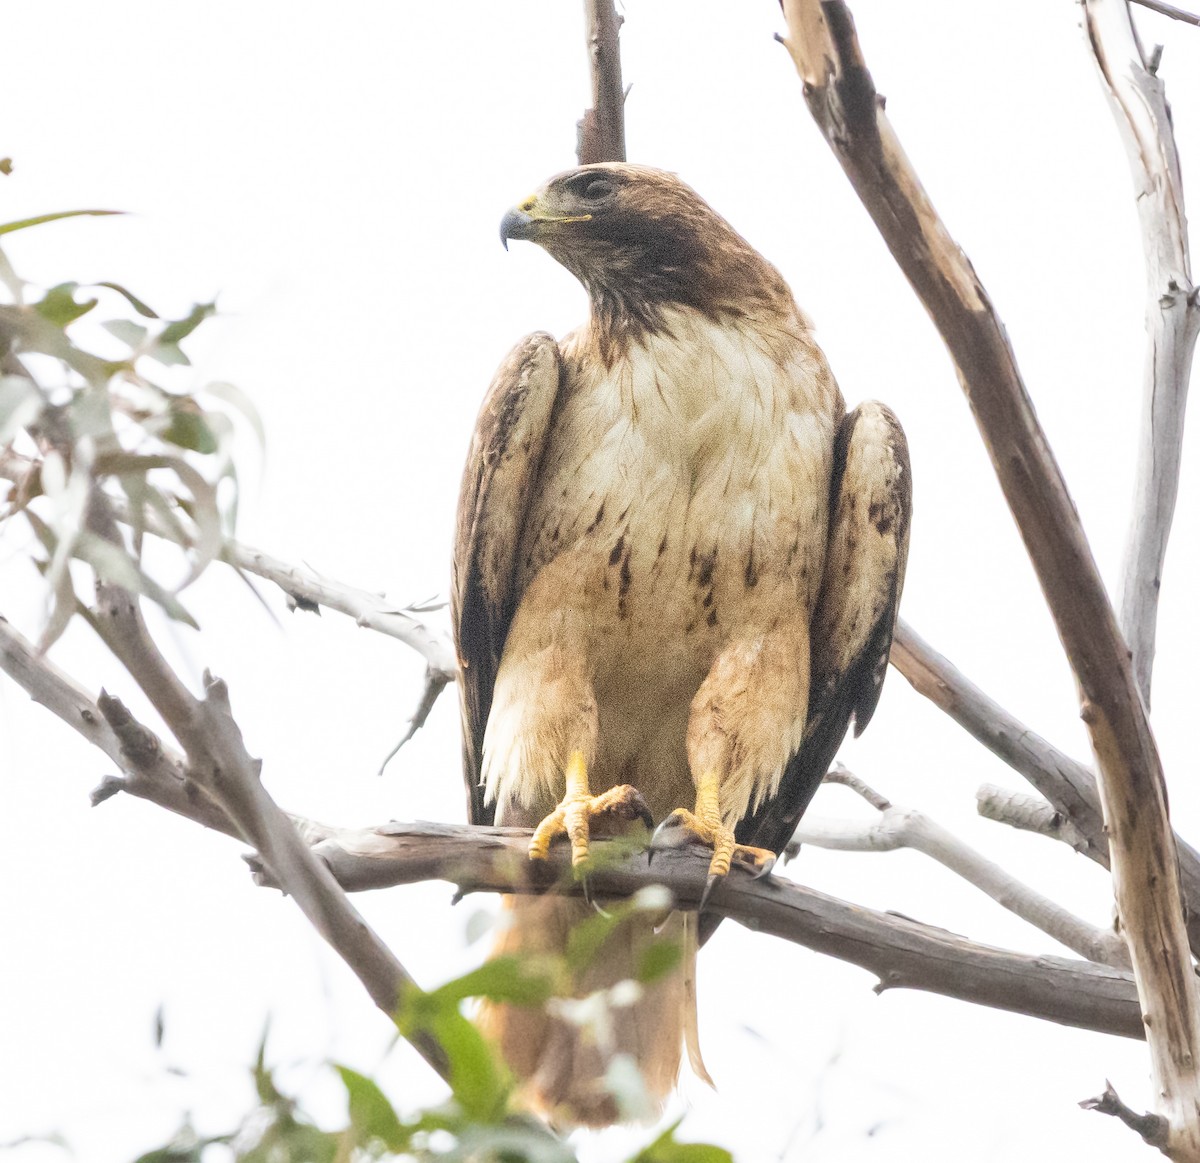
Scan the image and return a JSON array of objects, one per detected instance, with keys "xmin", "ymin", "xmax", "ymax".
[
  {"xmin": 158, "ymin": 301, "xmax": 216, "ymax": 346},
  {"xmin": 103, "ymin": 318, "xmax": 149, "ymax": 349},
  {"xmin": 0, "ymin": 208, "xmax": 123, "ymax": 236},
  {"xmin": 35, "ymin": 282, "xmax": 98, "ymax": 327},
  {"xmin": 74, "ymin": 531, "xmax": 199, "ymax": 628},
  {"xmin": 162, "ymin": 406, "xmax": 219, "ymax": 454},
  {"xmin": 0, "ymin": 374, "xmax": 44, "ymax": 444},
  {"xmin": 452, "ymin": 1120, "xmax": 579, "ymax": 1162},
  {"xmin": 204, "ymin": 379, "xmax": 266, "ymax": 452},
  {"xmin": 0, "ymin": 158, "xmax": 12, "ymax": 176},
  {"xmin": 94, "ymin": 280, "xmax": 159, "ymax": 318},
  {"xmin": 417, "ymin": 1006, "xmax": 510, "ymax": 1123},
  {"xmin": 626, "ymin": 1120, "xmax": 734, "ymax": 1163},
  {"xmin": 335, "ymin": 1064, "xmax": 411, "ymax": 1151},
  {"xmin": 636, "ymin": 939, "xmax": 682, "ymax": 985},
  {"xmin": 94, "ymin": 450, "xmax": 225, "ymax": 591},
  {"xmin": 147, "ymin": 340, "xmax": 190, "ymax": 367},
  {"xmin": 430, "ymin": 955, "xmax": 560, "ymax": 1008}
]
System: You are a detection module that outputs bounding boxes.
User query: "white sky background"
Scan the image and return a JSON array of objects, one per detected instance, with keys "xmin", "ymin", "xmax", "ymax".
[{"xmin": 2, "ymin": 1, "xmax": 1199, "ymax": 1159}]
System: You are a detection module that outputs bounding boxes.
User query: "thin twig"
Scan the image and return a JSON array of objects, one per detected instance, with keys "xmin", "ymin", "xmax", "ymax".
[{"xmin": 227, "ymin": 543, "xmax": 457, "ymax": 680}]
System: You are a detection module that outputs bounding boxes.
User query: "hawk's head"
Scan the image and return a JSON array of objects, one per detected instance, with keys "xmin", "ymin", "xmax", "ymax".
[{"xmin": 500, "ymin": 163, "xmax": 792, "ymax": 350}]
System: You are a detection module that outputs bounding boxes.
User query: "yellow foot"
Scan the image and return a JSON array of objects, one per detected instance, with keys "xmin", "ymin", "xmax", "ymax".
[
  {"xmin": 650, "ymin": 772, "xmax": 776, "ymax": 909},
  {"xmin": 528, "ymin": 750, "xmax": 652, "ymax": 867}
]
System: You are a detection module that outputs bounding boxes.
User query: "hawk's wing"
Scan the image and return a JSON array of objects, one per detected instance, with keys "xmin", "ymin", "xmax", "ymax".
[
  {"xmin": 735, "ymin": 401, "xmax": 912, "ymax": 857},
  {"xmin": 452, "ymin": 332, "xmax": 563, "ymax": 825}
]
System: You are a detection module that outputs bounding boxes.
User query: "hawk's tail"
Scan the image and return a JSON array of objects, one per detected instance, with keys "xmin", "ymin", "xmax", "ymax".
[{"xmin": 477, "ymin": 895, "xmax": 702, "ymax": 1128}]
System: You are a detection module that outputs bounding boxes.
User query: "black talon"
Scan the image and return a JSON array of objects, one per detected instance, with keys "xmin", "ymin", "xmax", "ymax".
[{"xmin": 699, "ymin": 872, "xmax": 721, "ymax": 914}]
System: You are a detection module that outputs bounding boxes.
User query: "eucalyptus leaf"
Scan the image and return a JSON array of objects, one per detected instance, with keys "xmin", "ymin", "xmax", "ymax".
[
  {"xmin": 103, "ymin": 318, "xmax": 149, "ymax": 349},
  {"xmin": 336, "ymin": 1064, "xmax": 411, "ymax": 1151},
  {"xmin": 0, "ymin": 375, "xmax": 44, "ymax": 444},
  {"xmin": 0, "ymin": 208, "xmax": 122, "ymax": 236},
  {"xmin": 35, "ymin": 282, "xmax": 98, "ymax": 327},
  {"xmin": 147, "ymin": 340, "xmax": 190, "ymax": 368},
  {"xmin": 75, "ymin": 531, "xmax": 199, "ymax": 628},
  {"xmin": 204, "ymin": 379, "xmax": 266, "ymax": 451},
  {"xmin": 429, "ymin": 954, "xmax": 559, "ymax": 1008},
  {"xmin": 94, "ymin": 281, "xmax": 159, "ymax": 318},
  {"xmin": 158, "ymin": 301, "xmax": 216, "ymax": 346},
  {"xmin": 162, "ymin": 407, "xmax": 219, "ymax": 455}
]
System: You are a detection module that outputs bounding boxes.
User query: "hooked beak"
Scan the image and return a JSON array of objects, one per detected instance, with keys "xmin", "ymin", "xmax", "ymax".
[{"xmin": 499, "ymin": 206, "xmax": 536, "ymax": 250}]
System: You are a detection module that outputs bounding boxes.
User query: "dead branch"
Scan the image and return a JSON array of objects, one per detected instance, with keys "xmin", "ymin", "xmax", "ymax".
[
  {"xmin": 75, "ymin": 581, "xmax": 450, "ymax": 1081},
  {"xmin": 253, "ymin": 818, "xmax": 1145, "ymax": 1042},
  {"xmin": 891, "ymin": 620, "xmax": 1107, "ymax": 860},
  {"xmin": 0, "ymin": 612, "xmax": 1145, "ymax": 1045},
  {"xmin": 780, "ymin": 2, "xmax": 1200, "ymax": 1153},
  {"xmin": 1129, "ymin": 0, "xmax": 1200, "ymax": 30},
  {"xmin": 577, "ymin": 0, "xmax": 626, "ymax": 164},
  {"xmin": 893, "ymin": 620, "xmax": 1200, "ymax": 958},
  {"xmin": 789, "ymin": 768, "xmax": 1129, "ymax": 968},
  {"xmin": 1082, "ymin": 1081, "xmax": 1170, "ymax": 1151},
  {"xmin": 1084, "ymin": 0, "xmax": 1199, "ymax": 707},
  {"xmin": 227, "ymin": 543, "xmax": 457, "ymax": 681},
  {"xmin": 976, "ymin": 783, "xmax": 1091, "ymax": 852}
]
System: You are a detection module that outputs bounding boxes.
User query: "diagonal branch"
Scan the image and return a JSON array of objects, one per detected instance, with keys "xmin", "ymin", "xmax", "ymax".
[
  {"xmin": 780, "ymin": 3, "xmax": 1200, "ymax": 1152},
  {"xmin": 789, "ymin": 767, "xmax": 1129, "ymax": 968},
  {"xmin": 892, "ymin": 620, "xmax": 1200, "ymax": 958},
  {"xmin": 976, "ymin": 783, "xmax": 1092, "ymax": 852},
  {"xmin": 78, "ymin": 582, "xmax": 450, "ymax": 1082},
  {"xmin": 1084, "ymin": 0, "xmax": 1199, "ymax": 708}
]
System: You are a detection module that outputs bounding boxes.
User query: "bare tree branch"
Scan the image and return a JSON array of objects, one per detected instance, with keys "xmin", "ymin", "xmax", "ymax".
[
  {"xmin": 789, "ymin": 768, "xmax": 1129, "ymax": 968},
  {"xmin": 1082, "ymin": 1081, "xmax": 1170, "ymax": 1151},
  {"xmin": 890, "ymin": 620, "xmax": 1108, "ymax": 861},
  {"xmin": 779, "ymin": 4, "xmax": 1200, "ymax": 1152},
  {"xmin": 1084, "ymin": 0, "xmax": 1200, "ymax": 707},
  {"xmin": 228, "ymin": 543, "xmax": 457, "ymax": 681},
  {"xmin": 976, "ymin": 783, "xmax": 1091, "ymax": 852},
  {"xmin": 0, "ymin": 611, "xmax": 1146, "ymax": 1046},
  {"xmin": 1129, "ymin": 0, "xmax": 1200, "ymax": 29},
  {"xmin": 66, "ymin": 580, "xmax": 450, "ymax": 1082},
  {"xmin": 577, "ymin": 0, "xmax": 626, "ymax": 164},
  {"xmin": 252, "ymin": 819, "xmax": 1145, "ymax": 1042},
  {"xmin": 892, "ymin": 620, "xmax": 1200, "ymax": 958}
]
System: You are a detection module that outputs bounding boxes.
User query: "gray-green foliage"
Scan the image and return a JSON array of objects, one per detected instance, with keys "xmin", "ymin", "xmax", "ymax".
[{"xmin": 0, "ymin": 209, "xmax": 261, "ymax": 648}]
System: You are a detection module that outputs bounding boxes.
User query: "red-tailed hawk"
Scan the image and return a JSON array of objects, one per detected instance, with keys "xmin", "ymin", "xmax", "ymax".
[{"xmin": 453, "ymin": 164, "xmax": 910, "ymax": 1127}]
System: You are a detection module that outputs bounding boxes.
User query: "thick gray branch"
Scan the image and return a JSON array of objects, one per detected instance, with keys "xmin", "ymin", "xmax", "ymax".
[
  {"xmin": 276, "ymin": 820, "xmax": 1145, "ymax": 1041},
  {"xmin": 1085, "ymin": 0, "xmax": 1200, "ymax": 707}
]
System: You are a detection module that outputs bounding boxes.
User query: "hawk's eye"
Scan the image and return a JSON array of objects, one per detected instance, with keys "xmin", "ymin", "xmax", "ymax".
[{"xmin": 580, "ymin": 177, "xmax": 614, "ymax": 202}]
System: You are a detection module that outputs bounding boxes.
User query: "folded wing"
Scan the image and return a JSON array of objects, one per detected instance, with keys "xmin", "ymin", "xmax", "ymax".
[
  {"xmin": 451, "ymin": 333, "xmax": 563, "ymax": 826},
  {"xmin": 734, "ymin": 400, "xmax": 912, "ymax": 859}
]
